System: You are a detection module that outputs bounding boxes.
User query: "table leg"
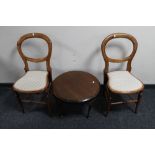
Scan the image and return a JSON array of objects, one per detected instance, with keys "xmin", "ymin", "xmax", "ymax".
[
  {"xmin": 86, "ymin": 98, "xmax": 96, "ymax": 118},
  {"xmin": 87, "ymin": 104, "xmax": 92, "ymax": 118}
]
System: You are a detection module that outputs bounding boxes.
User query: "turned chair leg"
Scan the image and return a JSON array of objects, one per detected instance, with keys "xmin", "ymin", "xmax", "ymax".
[
  {"xmin": 15, "ymin": 92, "xmax": 25, "ymax": 113},
  {"xmin": 46, "ymin": 84, "xmax": 52, "ymax": 116},
  {"xmin": 105, "ymin": 86, "xmax": 111, "ymax": 116},
  {"xmin": 135, "ymin": 91, "xmax": 143, "ymax": 113},
  {"xmin": 104, "ymin": 87, "xmax": 108, "ymax": 116}
]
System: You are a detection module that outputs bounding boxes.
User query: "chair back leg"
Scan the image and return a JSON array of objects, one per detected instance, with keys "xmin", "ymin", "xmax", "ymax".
[
  {"xmin": 46, "ymin": 82, "xmax": 52, "ymax": 116},
  {"xmin": 15, "ymin": 92, "xmax": 25, "ymax": 113},
  {"xmin": 135, "ymin": 91, "xmax": 143, "ymax": 113},
  {"xmin": 105, "ymin": 86, "xmax": 112, "ymax": 116}
]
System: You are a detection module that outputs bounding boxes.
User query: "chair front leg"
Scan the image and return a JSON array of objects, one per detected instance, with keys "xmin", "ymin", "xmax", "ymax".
[
  {"xmin": 135, "ymin": 91, "xmax": 143, "ymax": 113},
  {"xmin": 15, "ymin": 92, "xmax": 25, "ymax": 113},
  {"xmin": 105, "ymin": 86, "xmax": 112, "ymax": 116},
  {"xmin": 46, "ymin": 82, "xmax": 52, "ymax": 116}
]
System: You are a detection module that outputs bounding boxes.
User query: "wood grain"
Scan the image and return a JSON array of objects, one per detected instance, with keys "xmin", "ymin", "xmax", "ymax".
[{"xmin": 53, "ymin": 71, "xmax": 100, "ymax": 103}]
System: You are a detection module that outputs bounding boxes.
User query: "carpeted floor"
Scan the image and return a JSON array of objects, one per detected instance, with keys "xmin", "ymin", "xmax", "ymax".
[{"xmin": 0, "ymin": 85, "xmax": 155, "ymax": 129}]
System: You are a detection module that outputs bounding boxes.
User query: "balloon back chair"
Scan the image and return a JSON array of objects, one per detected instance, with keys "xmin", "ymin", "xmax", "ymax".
[
  {"xmin": 13, "ymin": 33, "xmax": 52, "ymax": 114},
  {"xmin": 101, "ymin": 33, "xmax": 144, "ymax": 116}
]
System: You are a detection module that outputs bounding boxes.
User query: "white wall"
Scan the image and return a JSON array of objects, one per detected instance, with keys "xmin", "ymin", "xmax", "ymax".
[{"xmin": 0, "ymin": 26, "xmax": 154, "ymax": 84}]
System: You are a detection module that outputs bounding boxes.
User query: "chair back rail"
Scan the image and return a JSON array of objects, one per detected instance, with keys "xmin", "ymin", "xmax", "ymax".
[
  {"xmin": 17, "ymin": 33, "xmax": 52, "ymax": 73},
  {"xmin": 101, "ymin": 33, "xmax": 138, "ymax": 84}
]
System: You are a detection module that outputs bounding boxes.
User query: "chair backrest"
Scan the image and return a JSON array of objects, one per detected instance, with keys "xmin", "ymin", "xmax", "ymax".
[
  {"xmin": 101, "ymin": 33, "xmax": 138, "ymax": 75},
  {"xmin": 17, "ymin": 33, "xmax": 52, "ymax": 73}
]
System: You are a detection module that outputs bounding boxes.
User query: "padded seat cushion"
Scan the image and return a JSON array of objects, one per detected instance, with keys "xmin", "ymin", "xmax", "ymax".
[
  {"xmin": 107, "ymin": 71, "xmax": 144, "ymax": 93},
  {"xmin": 13, "ymin": 71, "xmax": 48, "ymax": 92}
]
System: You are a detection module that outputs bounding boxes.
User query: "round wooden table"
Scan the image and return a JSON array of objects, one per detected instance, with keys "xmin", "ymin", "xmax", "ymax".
[{"xmin": 53, "ymin": 71, "xmax": 100, "ymax": 118}]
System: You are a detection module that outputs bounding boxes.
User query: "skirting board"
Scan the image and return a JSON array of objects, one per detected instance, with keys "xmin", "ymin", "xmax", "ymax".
[{"xmin": 0, "ymin": 83, "xmax": 155, "ymax": 89}]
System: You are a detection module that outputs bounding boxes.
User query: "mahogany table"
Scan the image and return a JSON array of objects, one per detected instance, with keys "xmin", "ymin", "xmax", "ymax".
[{"xmin": 53, "ymin": 71, "xmax": 100, "ymax": 118}]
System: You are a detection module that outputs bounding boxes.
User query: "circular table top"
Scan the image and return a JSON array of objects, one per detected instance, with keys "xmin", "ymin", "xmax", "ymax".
[{"xmin": 53, "ymin": 71, "xmax": 100, "ymax": 103}]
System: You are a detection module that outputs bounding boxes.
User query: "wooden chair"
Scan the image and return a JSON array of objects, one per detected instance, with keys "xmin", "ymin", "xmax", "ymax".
[
  {"xmin": 101, "ymin": 33, "xmax": 144, "ymax": 115},
  {"xmin": 13, "ymin": 33, "xmax": 52, "ymax": 114}
]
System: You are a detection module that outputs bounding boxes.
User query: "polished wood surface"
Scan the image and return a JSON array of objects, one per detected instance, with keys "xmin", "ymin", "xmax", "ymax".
[{"xmin": 53, "ymin": 71, "xmax": 100, "ymax": 103}]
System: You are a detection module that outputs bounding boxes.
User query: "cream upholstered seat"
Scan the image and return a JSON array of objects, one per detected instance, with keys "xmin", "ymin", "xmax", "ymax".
[
  {"xmin": 107, "ymin": 71, "xmax": 144, "ymax": 94},
  {"xmin": 13, "ymin": 71, "xmax": 48, "ymax": 93}
]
